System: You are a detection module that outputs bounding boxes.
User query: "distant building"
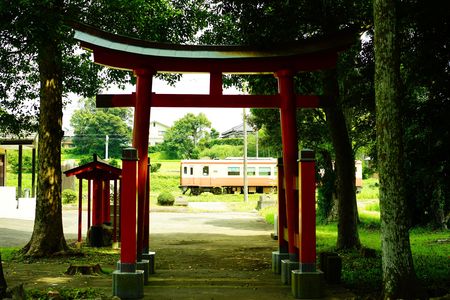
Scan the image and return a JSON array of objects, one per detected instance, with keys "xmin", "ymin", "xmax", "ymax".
[
  {"xmin": 149, "ymin": 121, "xmax": 170, "ymax": 146},
  {"xmin": 0, "ymin": 133, "xmax": 37, "ymax": 197},
  {"xmin": 61, "ymin": 135, "xmax": 75, "ymax": 149},
  {"xmin": 220, "ymin": 123, "xmax": 254, "ymax": 139}
]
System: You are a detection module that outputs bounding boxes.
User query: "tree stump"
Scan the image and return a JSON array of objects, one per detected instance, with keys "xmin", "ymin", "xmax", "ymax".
[{"xmin": 65, "ymin": 264, "xmax": 103, "ymax": 275}]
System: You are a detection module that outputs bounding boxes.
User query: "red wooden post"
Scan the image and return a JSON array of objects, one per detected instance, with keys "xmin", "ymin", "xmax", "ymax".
[
  {"xmin": 78, "ymin": 178, "xmax": 83, "ymax": 242},
  {"xmin": 143, "ymin": 158, "xmax": 151, "ymax": 252},
  {"xmin": 113, "ymin": 179, "xmax": 118, "ymax": 243},
  {"xmin": 87, "ymin": 179, "xmax": 91, "ymax": 229},
  {"xmin": 277, "ymin": 158, "xmax": 288, "ymax": 252},
  {"xmin": 102, "ymin": 179, "xmax": 111, "ymax": 224},
  {"xmin": 120, "ymin": 148, "xmax": 138, "ymax": 269},
  {"xmin": 92, "ymin": 179, "xmax": 103, "ymax": 226},
  {"xmin": 133, "ymin": 69, "xmax": 154, "ymax": 259},
  {"xmin": 276, "ymin": 70, "xmax": 299, "ymax": 260},
  {"xmin": 299, "ymin": 150, "xmax": 317, "ymax": 271}
]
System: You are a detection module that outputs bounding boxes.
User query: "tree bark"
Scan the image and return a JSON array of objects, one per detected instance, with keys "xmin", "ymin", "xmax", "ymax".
[
  {"xmin": 374, "ymin": 0, "xmax": 420, "ymax": 297},
  {"xmin": 22, "ymin": 0, "xmax": 68, "ymax": 257},
  {"xmin": 322, "ymin": 69, "xmax": 361, "ymax": 250},
  {"xmin": 0, "ymin": 254, "xmax": 7, "ymax": 298}
]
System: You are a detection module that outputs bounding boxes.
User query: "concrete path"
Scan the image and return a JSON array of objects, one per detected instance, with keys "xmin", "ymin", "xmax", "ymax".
[{"xmin": 0, "ymin": 202, "xmax": 269, "ymax": 247}]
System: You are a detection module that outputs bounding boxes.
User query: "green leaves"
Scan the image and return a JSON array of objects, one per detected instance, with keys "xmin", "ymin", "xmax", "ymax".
[
  {"xmin": 162, "ymin": 113, "xmax": 213, "ymax": 159},
  {"xmin": 70, "ymin": 97, "xmax": 132, "ymax": 158}
]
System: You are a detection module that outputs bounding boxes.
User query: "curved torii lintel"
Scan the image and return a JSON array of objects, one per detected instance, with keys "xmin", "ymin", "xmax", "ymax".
[{"xmin": 73, "ymin": 23, "xmax": 357, "ymax": 74}]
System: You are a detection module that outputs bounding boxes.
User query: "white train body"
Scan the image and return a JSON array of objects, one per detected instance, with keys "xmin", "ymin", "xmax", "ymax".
[
  {"xmin": 180, "ymin": 158, "xmax": 277, "ymax": 195},
  {"xmin": 179, "ymin": 158, "xmax": 363, "ymax": 195}
]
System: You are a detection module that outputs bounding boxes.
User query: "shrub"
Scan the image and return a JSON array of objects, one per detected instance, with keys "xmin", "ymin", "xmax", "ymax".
[
  {"xmin": 62, "ymin": 189, "xmax": 78, "ymax": 204},
  {"xmin": 157, "ymin": 191, "xmax": 175, "ymax": 206},
  {"xmin": 150, "ymin": 163, "xmax": 161, "ymax": 173}
]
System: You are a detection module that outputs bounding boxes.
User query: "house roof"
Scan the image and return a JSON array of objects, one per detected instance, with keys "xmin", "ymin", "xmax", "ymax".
[
  {"xmin": 221, "ymin": 123, "xmax": 254, "ymax": 138},
  {"xmin": 150, "ymin": 121, "xmax": 170, "ymax": 129},
  {"xmin": 0, "ymin": 133, "xmax": 38, "ymax": 150},
  {"xmin": 64, "ymin": 154, "xmax": 121, "ymax": 180}
]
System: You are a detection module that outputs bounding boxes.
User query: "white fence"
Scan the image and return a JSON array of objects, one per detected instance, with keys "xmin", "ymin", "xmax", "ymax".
[{"xmin": 0, "ymin": 186, "xmax": 36, "ymax": 220}]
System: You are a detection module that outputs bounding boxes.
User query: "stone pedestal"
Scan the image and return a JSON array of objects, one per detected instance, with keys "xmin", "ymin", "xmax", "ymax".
[
  {"xmin": 256, "ymin": 195, "xmax": 277, "ymax": 210},
  {"xmin": 281, "ymin": 259, "xmax": 299, "ymax": 285},
  {"xmin": 112, "ymin": 262, "xmax": 144, "ymax": 299},
  {"xmin": 319, "ymin": 252, "xmax": 342, "ymax": 284},
  {"xmin": 291, "ymin": 270, "xmax": 324, "ymax": 299},
  {"xmin": 272, "ymin": 251, "xmax": 289, "ymax": 274},
  {"xmin": 142, "ymin": 251, "xmax": 156, "ymax": 274},
  {"xmin": 136, "ymin": 259, "xmax": 150, "ymax": 285}
]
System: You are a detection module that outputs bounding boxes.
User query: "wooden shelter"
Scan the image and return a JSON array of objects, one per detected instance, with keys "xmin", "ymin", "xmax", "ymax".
[{"xmin": 64, "ymin": 154, "xmax": 121, "ymax": 247}]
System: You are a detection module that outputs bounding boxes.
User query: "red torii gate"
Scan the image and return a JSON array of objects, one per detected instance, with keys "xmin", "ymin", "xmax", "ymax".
[{"xmin": 73, "ymin": 23, "xmax": 354, "ymax": 299}]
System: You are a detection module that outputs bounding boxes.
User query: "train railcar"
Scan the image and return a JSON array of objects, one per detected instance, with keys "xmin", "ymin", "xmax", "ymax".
[
  {"xmin": 180, "ymin": 158, "xmax": 277, "ymax": 195},
  {"xmin": 179, "ymin": 158, "xmax": 363, "ymax": 195}
]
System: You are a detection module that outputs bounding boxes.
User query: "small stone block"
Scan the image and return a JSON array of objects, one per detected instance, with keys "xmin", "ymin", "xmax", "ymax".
[
  {"xmin": 174, "ymin": 197, "xmax": 188, "ymax": 206},
  {"xmin": 272, "ymin": 251, "xmax": 289, "ymax": 274},
  {"xmin": 291, "ymin": 270, "xmax": 324, "ymax": 299},
  {"xmin": 142, "ymin": 252, "xmax": 155, "ymax": 274},
  {"xmin": 281, "ymin": 259, "xmax": 299, "ymax": 285},
  {"xmin": 112, "ymin": 270, "xmax": 144, "ymax": 299},
  {"xmin": 136, "ymin": 260, "xmax": 149, "ymax": 285},
  {"xmin": 326, "ymin": 255, "xmax": 342, "ymax": 284}
]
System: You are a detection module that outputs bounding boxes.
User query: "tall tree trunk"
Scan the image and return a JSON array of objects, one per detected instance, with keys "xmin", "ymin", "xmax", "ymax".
[
  {"xmin": 22, "ymin": 0, "xmax": 68, "ymax": 257},
  {"xmin": 322, "ymin": 69, "xmax": 361, "ymax": 250},
  {"xmin": 0, "ymin": 254, "xmax": 7, "ymax": 298},
  {"xmin": 374, "ymin": 0, "xmax": 420, "ymax": 297}
]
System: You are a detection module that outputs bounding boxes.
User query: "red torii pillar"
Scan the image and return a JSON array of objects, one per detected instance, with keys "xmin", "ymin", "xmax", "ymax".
[
  {"xmin": 272, "ymin": 158, "xmax": 290, "ymax": 273},
  {"xmin": 292, "ymin": 149, "xmax": 324, "ymax": 299},
  {"xmin": 113, "ymin": 147, "xmax": 144, "ymax": 299},
  {"xmin": 132, "ymin": 69, "xmax": 154, "ymax": 281},
  {"xmin": 276, "ymin": 70, "xmax": 301, "ymax": 285}
]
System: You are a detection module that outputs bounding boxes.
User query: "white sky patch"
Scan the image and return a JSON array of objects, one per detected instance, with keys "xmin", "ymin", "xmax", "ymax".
[{"xmin": 63, "ymin": 73, "xmax": 245, "ymax": 135}]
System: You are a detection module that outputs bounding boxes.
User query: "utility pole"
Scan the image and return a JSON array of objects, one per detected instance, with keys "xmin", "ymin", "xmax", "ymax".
[
  {"xmin": 243, "ymin": 108, "xmax": 248, "ymax": 202},
  {"xmin": 105, "ymin": 135, "xmax": 109, "ymax": 160},
  {"xmin": 255, "ymin": 129, "xmax": 259, "ymax": 158}
]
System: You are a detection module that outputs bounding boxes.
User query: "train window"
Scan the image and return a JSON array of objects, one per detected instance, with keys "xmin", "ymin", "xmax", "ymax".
[
  {"xmin": 202, "ymin": 166, "xmax": 209, "ymax": 176},
  {"xmin": 227, "ymin": 166, "xmax": 240, "ymax": 176},
  {"xmin": 190, "ymin": 167, "xmax": 194, "ymax": 175},
  {"xmin": 259, "ymin": 167, "xmax": 271, "ymax": 176},
  {"xmin": 183, "ymin": 166, "xmax": 187, "ymax": 174},
  {"xmin": 247, "ymin": 167, "xmax": 256, "ymax": 176}
]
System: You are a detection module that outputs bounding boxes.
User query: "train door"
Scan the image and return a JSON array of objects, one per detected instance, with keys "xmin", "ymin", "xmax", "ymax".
[
  {"xmin": 182, "ymin": 164, "xmax": 195, "ymax": 186},
  {"xmin": 199, "ymin": 165, "xmax": 211, "ymax": 187}
]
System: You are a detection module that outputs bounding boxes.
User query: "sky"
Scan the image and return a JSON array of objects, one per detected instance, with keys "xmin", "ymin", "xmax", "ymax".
[{"xmin": 63, "ymin": 74, "xmax": 246, "ymax": 135}]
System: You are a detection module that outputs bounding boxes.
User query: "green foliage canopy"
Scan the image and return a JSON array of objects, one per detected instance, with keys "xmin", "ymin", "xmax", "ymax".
[
  {"xmin": 71, "ymin": 97, "xmax": 131, "ymax": 158},
  {"xmin": 162, "ymin": 113, "xmax": 213, "ymax": 159}
]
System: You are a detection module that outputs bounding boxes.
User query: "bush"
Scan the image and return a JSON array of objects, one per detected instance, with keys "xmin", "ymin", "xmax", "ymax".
[
  {"xmin": 200, "ymin": 144, "xmax": 242, "ymax": 159},
  {"xmin": 151, "ymin": 163, "xmax": 161, "ymax": 173},
  {"xmin": 62, "ymin": 189, "xmax": 78, "ymax": 204},
  {"xmin": 157, "ymin": 191, "xmax": 175, "ymax": 206}
]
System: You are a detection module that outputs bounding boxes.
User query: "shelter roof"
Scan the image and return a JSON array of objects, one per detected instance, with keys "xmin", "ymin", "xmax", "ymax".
[
  {"xmin": 64, "ymin": 154, "xmax": 121, "ymax": 180},
  {"xmin": 73, "ymin": 23, "xmax": 357, "ymax": 73},
  {"xmin": 0, "ymin": 133, "xmax": 37, "ymax": 150}
]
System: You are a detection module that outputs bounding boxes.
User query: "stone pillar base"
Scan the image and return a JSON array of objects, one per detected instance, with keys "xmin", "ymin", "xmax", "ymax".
[
  {"xmin": 112, "ymin": 269, "xmax": 144, "ymax": 299},
  {"xmin": 272, "ymin": 251, "xmax": 289, "ymax": 274},
  {"xmin": 136, "ymin": 259, "xmax": 150, "ymax": 285},
  {"xmin": 291, "ymin": 270, "xmax": 324, "ymax": 299},
  {"xmin": 142, "ymin": 251, "xmax": 155, "ymax": 274},
  {"xmin": 281, "ymin": 259, "xmax": 299, "ymax": 285}
]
